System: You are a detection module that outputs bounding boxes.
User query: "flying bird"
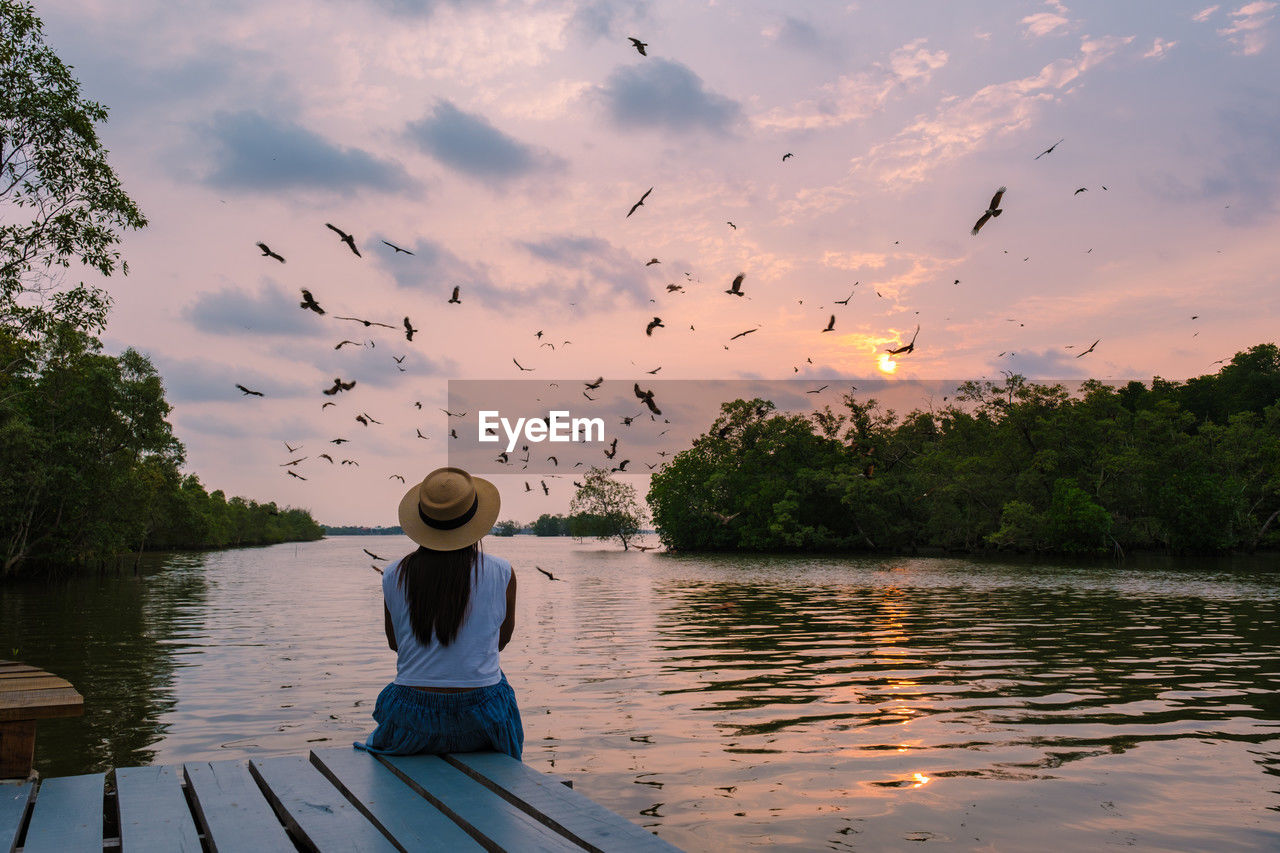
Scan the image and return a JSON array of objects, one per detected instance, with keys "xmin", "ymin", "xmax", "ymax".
[
  {"xmin": 666, "ymin": 283, "xmax": 683, "ymax": 292},
  {"xmin": 448, "ymin": 286, "xmax": 461, "ymax": 304},
  {"xmin": 645, "ymin": 258, "xmax": 660, "ymax": 266},
  {"xmin": 355, "ymin": 414, "xmax": 369, "ymax": 427},
  {"xmin": 334, "ymin": 340, "xmax": 360, "ymax": 350},
  {"xmin": 441, "ymin": 409, "xmax": 466, "ymax": 417},
  {"xmin": 726, "ymin": 273, "xmax": 745, "ymax": 296},
  {"xmin": 822, "ymin": 315, "xmax": 835, "ymax": 333},
  {"xmin": 807, "ymin": 385, "xmax": 829, "ymax": 394},
  {"xmin": 334, "ymin": 315, "xmax": 395, "ymax": 329},
  {"xmin": 235, "ymin": 384, "xmax": 264, "ymax": 397},
  {"xmin": 330, "ymin": 438, "xmax": 349, "ymax": 444},
  {"xmin": 541, "ymin": 480, "xmax": 549, "ymax": 496},
  {"xmin": 323, "ymin": 377, "xmax": 356, "ymax": 396},
  {"xmin": 403, "ymin": 317, "xmax": 417, "ymax": 341},
  {"xmin": 726, "ymin": 221, "xmax": 736, "ymax": 229},
  {"xmin": 628, "ymin": 37, "xmax": 647, "ymax": 56},
  {"xmin": 325, "ymin": 223, "xmax": 360, "ymax": 257},
  {"xmin": 300, "ymin": 289, "xmax": 325, "ymax": 314},
  {"xmin": 971, "ymin": 186, "xmax": 1006, "ymax": 235},
  {"xmin": 634, "ymin": 383, "xmax": 661, "ymax": 415},
  {"xmin": 782, "ymin": 152, "xmax": 793, "ymax": 161},
  {"xmin": 319, "ymin": 453, "xmax": 334, "ymax": 463},
  {"xmin": 729, "ymin": 328, "xmax": 758, "ymax": 341},
  {"xmin": 585, "ymin": 377, "xmax": 604, "ymax": 390},
  {"xmin": 279, "ymin": 457, "xmax": 307, "ymax": 467},
  {"xmin": 363, "ymin": 548, "xmax": 385, "ymax": 560},
  {"xmin": 513, "ymin": 358, "xmax": 534, "ymax": 372},
  {"xmin": 389, "ymin": 475, "xmax": 405, "ymax": 482},
  {"xmin": 1074, "ymin": 187, "xmax": 1088, "ymax": 195},
  {"xmin": 834, "ymin": 284, "xmax": 857, "ymax": 305},
  {"xmin": 627, "ymin": 187, "xmax": 653, "ymax": 218},
  {"xmin": 1075, "ymin": 339, "xmax": 1100, "ymax": 358},
  {"xmin": 536, "ymin": 566, "xmax": 564, "ymax": 581},
  {"xmin": 416, "ymin": 429, "xmax": 429, "ymax": 440},
  {"xmin": 604, "ymin": 437, "xmax": 618, "ymax": 459},
  {"xmin": 286, "ymin": 470, "xmax": 306, "ymax": 480},
  {"xmin": 256, "ymin": 242, "xmax": 285, "ymax": 263},
  {"xmin": 285, "ymin": 442, "xmax": 301, "ymax": 453},
  {"xmin": 646, "ymin": 317, "xmax": 664, "ymax": 336},
  {"xmin": 886, "ymin": 325, "xmax": 920, "ymax": 355},
  {"xmin": 709, "ymin": 511, "xmax": 739, "ymax": 525},
  {"xmin": 1034, "ymin": 138, "xmax": 1064, "ymax": 159},
  {"xmin": 341, "ymin": 459, "xmax": 359, "ymax": 466},
  {"xmin": 381, "ymin": 240, "xmax": 414, "ymax": 255}
]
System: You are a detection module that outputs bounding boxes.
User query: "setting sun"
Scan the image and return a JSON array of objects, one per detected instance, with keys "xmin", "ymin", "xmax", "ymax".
[{"xmin": 878, "ymin": 354, "xmax": 898, "ymax": 374}]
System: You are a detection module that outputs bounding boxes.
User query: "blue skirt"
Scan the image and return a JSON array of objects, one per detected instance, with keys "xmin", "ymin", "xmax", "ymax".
[{"xmin": 353, "ymin": 673, "xmax": 524, "ymax": 761}]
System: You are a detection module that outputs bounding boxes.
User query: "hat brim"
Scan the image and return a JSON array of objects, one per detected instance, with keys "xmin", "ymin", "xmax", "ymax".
[{"xmin": 398, "ymin": 475, "xmax": 501, "ymax": 551}]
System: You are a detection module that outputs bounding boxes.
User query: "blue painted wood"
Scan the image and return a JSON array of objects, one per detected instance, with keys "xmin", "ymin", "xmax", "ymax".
[
  {"xmin": 0, "ymin": 781, "xmax": 32, "ymax": 853},
  {"xmin": 115, "ymin": 764, "xmax": 203, "ymax": 852},
  {"xmin": 448, "ymin": 753, "xmax": 681, "ymax": 852},
  {"xmin": 310, "ymin": 748, "xmax": 485, "ymax": 853},
  {"xmin": 380, "ymin": 753, "xmax": 582, "ymax": 852},
  {"xmin": 184, "ymin": 760, "xmax": 294, "ymax": 852},
  {"xmin": 21, "ymin": 773, "xmax": 104, "ymax": 853},
  {"xmin": 250, "ymin": 755, "xmax": 398, "ymax": 852}
]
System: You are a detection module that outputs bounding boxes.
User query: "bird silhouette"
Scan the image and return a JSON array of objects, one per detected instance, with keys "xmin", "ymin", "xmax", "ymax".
[
  {"xmin": 355, "ymin": 414, "xmax": 369, "ymax": 427},
  {"xmin": 279, "ymin": 457, "xmax": 307, "ymax": 467},
  {"xmin": 541, "ymin": 480, "xmax": 549, "ymax": 495},
  {"xmin": 1074, "ymin": 187, "xmax": 1088, "ymax": 195},
  {"xmin": 235, "ymin": 384, "xmax": 264, "ymax": 397},
  {"xmin": 300, "ymin": 289, "xmax": 325, "ymax": 314},
  {"xmin": 634, "ymin": 383, "xmax": 661, "ymax": 415},
  {"xmin": 1034, "ymin": 138, "xmax": 1064, "ymax": 159},
  {"xmin": 323, "ymin": 378, "xmax": 356, "ymax": 396},
  {"xmin": 782, "ymin": 152, "xmax": 793, "ymax": 161},
  {"xmin": 729, "ymin": 328, "xmax": 758, "ymax": 341},
  {"xmin": 513, "ymin": 358, "xmax": 534, "ymax": 372},
  {"xmin": 628, "ymin": 37, "xmax": 647, "ymax": 55},
  {"xmin": 389, "ymin": 475, "xmax": 405, "ymax": 482},
  {"xmin": 393, "ymin": 355, "xmax": 406, "ymax": 364},
  {"xmin": 834, "ymin": 284, "xmax": 858, "ymax": 305},
  {"xmin": 646, "ymin": 317, "xmax": 664, "ymax": 336},
  {"xmin": 1075, "ymin": 339, "xmax": 1100, "ymax": 358},
  {"xmin": 709, "ymin": 511, "xmax": 739, "ymax": 525},
  {"xmin": 604, "ymin": 438, "xmax": 618, "ymax": 459},
  {"xmin": 441, "ymin": 409, "xmax": 467, "ymax": 418},
  {"xmin": 645, "ymin": 258, "xmax": 660, "ymax": 266},
  {"xmin": 448, "ymin": 285, "xmax": 461, "ymax": 304},
  {"xmin": 886, "ymin": 325, "xmax": 920, "ymax": 355},
  {"xmin": 256, "ymin": 242, "xmax": 285, "ymax": 263},
  {"xmin": 536, "ymin": 566, "xmax": 563, "ymax": 581},
  {"xmin": 612, "ymin": 460, "xmax": 630, "ymax": 472},
  {"xmin": 646, "ymin": 366, "xmax": 661, "ymax": 375},
  {"xmin": 286, "ymin": 470, "xmax": 306, "ymax": 480},
  {"xmin": 381, "ymin": 240, "xmax": 414, "ymax": 255},
  {"xmin": 822, "ymin": 315, "xmax": 835, "ymax": 333},
  {"xmin": 627, "ymin": 187, "xmax": 653, "ymax": 218},
  {"xmin": 341, "ymin": 459, "xmax": 359, "ymax": 466},
  {"xmin": 325, "ymin": 223, "xmax": 361, "ymax": 257},
  {"xmin": 403, "ymin": 317, "xmax": 417, "ymax": 341},
  {"xmin": 416, "ymin": 429, "xmax": 429, "ymax": 440},
  {"xmin": 726, "ymin": 273, "xmax": 745, "ymax": 296},
  {"xmin": 334, "ymin": 340, "xmax": 360, "ymax": 350},
  {"xmin": 971, "ymin": 187, "xmax": 1006, "ymax": 235},
  {"xmin": 335, "ymin": 315, "xmax": 395, "ymax": 330},
  {"xmin": 807, "ymin": 385, "xmax": 829, "ymax": 394},
  {"xmin": 331, "ymin": 438, "xmax": 350, "ymax": 444},
  {"xmin": 726, "ymin": 221, "xmax": 736, "ymax": 229},
  {"xmin": 319, "ymin": 453, "xmax": 334, "ymax": 463},
  {"xmin": 359, "ymin": 411, "xmax": 382, "ymax": 424},
  {"xmin": 585, "ymin": 377, "xmax": 604, "ymax": 390},
  {"xmin": 285, "ymin": 442, "xmax": 301, "ymax": 453},
  {"xmin": 363, "ymin": 548, "xmax": 385, "ymax": 560}
]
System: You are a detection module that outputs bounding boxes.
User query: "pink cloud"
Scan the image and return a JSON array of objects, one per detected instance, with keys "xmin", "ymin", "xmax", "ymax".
[{"xmin": 1218, "ymin": 1, "xmax": 1277, "ymax": 54}]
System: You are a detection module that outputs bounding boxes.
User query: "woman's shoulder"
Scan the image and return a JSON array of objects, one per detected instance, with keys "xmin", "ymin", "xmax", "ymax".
[{"xmin": 480, "ymin": 550, "xmax": 512, "ymax": 577}]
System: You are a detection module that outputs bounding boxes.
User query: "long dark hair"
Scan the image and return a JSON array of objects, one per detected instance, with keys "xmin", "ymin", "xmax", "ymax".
[{"xmin": 398, "ymin": 541, "xmax": 482, "ymax": 646}]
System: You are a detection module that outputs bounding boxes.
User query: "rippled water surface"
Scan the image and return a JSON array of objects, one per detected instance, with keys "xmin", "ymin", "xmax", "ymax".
[{"xmin": 3, "ymin": 537, "xmax": 1279, "ymax": 851}]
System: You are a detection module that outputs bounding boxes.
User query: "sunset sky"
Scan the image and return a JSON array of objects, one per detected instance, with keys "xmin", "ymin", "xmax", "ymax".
[{"xmin": 34, "ymin": 0, "xmax": 1280, "ymax": 525}]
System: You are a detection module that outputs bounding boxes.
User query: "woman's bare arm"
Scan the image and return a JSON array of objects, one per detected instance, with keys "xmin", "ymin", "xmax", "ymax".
[
  {"xmin": 384, "ymin": 602, "xmax": 397, "ymax": 652},
  {"xmin": 498, "ymin": 570, "xmax": 517, "ymax": 651}
]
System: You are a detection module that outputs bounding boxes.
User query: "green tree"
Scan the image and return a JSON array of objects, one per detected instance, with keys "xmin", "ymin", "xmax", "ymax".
[
  {"xmin": 1, "ymin": 0, "xmax": 146, "ymax": 339},
  {"xmin": 491, "ymin": 520, "xmax": 519, "ymax": 537},
  {"xmin": 531, "ymin": 513, "xmax": 569, "ymax": 536},
  {"xmin": 570, "ymin": 468, "xmax": 647, "ymax": 550}
]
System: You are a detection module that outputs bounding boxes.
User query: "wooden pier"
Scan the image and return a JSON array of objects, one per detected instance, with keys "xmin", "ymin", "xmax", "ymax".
[{"xmin": 0, "ymin": 747, "xmax": 682, "ymax": 851}]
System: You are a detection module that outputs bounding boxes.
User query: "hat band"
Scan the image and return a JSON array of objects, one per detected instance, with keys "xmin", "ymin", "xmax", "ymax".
[{"xmin": 419, "ymin": 495, "xmax": 479, "ymax": 530}]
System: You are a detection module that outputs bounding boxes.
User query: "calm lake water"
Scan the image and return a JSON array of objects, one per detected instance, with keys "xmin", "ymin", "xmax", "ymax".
[{"xmin": 2, "ymin": 537, "xmax": 1279, "ymax": 851}]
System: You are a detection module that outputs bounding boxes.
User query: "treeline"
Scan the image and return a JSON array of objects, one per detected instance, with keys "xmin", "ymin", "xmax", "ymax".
[
  {"xmin": 1, "ymin": 325, "xmax": 323, "ymax": 578},
  {"xmin": 324, "ymin": 525, "xmax": 405, "ymax": 536},
  {"xmin": 649, "ymin": 344, "xmax": 1280, "ymax": 555},
  {"xmin": 492, "ymin": 514, "xmax": 574, "ymax": 536}
]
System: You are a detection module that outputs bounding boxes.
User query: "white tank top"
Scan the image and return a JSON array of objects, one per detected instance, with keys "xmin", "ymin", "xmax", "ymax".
[{"xmin": 383, "ymin": 550, "xmax": 511, "ymax": 688}]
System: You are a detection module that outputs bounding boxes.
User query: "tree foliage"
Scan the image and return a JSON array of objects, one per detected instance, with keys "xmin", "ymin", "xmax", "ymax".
[
  {"xmin": 648, "ymin": 345, "xmax": 1280, "ymax": 555},
  {"xmin": 531, "ymin": 513, "xmax": 571, "ymax": 536},
  {"xmin": 570, "ymin": 468, "xmax": 647, "ymax": 550},
  {"xmin": 0, "ymin": 326, "xmax": 321, "ymax": 577},
  {"xmin": 1, "ymin": 0, "xmax": 146, "ymax": 336}
]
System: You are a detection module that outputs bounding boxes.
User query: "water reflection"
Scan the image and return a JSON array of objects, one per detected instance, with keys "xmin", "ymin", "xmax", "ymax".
[{"xmin": 0, "ymin": 553, "xmax": 208, "ymax": 776}]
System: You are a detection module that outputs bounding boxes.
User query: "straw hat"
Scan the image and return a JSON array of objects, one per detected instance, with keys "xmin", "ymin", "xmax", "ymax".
[{"xmin": 398, "ymin": 467, "xmax": 501, "ymax": 551}]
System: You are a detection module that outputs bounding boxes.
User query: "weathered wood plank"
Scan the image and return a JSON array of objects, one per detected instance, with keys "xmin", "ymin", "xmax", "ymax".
[
  {"xmin": 309, "ymin": 748, "xmax": 484, "ymax": 853},
  {"xmin": 21, "ymin": 772, "xmax": 104, "ymax": 853},
  {"xmin": 0, "ymin": 780, "xmax": 33, "ymax": 853},
  {"xmin": 0, "ymin": 687, "xmax": 84, "ymax": 722},
  {"xmin": 447, "ymin": 753, "xmax": 681, "ymax": 853},
  {"xmin": 0, "ymin": 676, "xmax": 70, "ymax": 692},
  {"xmin": 0, "ymin": 667, "xmax": 44, "ymax": 679},
  {"xmin": 115, "ymin": 764, "xmax": 203, "ymax": 852},
  {"xmin": 0, "ymin": 720, "xmax": 36, "ymax": 780},
  {"xmin": 184, "ymin": 760, "xmax": 294, "ymax": 853},
  {"xmin": 250, "ymin": 755, "xmax": 398, "ymax": 852},
  {"xmin": 379, "ymin": 753, "xmax": 583, "ymax": 852}
]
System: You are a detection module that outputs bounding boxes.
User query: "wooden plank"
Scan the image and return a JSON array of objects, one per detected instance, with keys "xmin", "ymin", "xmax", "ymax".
[
  {"xmin": 0, "ymin": 780, "xmax": 33, "ymax": 853},
  {"xmin": 0, "ymin": 687, "xmax": 84, "ymax": 722},
  {"xmin": 379, "ymin": 753, "xmax": 583, "ymax": 853},
  {"xmin": 0, "ymin": 676, "xmax": 70, "ymax": 692},
  {"xmin": 249, "ymin": 755, "xmax": 398, "ymax": 852},
  {"xmin": 0, "ymin": 667, "xmax": 44, "ymax": 679},
  {"xmin": 115, "ymin": 765, "xmax": 202, "ymax": 852},
  {"xmin": 184, "ymin": 760, "xmax": 295, "ymax": 853},
  {"xmin": 0, "ymin": 720, "xmax": 36, "ymax": 779},
  {"xmin": 447, "ymin": 753, "xmax": 681, "ymax": 853},
  {"xmin": 309, "ymin": 748, "xmax": 484, "ymax": 853},
  {"xmin": 21, "ymin": 772, "xmax": 104, "ymax": 853}
]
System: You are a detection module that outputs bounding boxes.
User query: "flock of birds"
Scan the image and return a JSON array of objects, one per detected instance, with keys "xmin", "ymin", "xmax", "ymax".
[{"xmin": 226, "ymin": 34, "xmax": 1204, "ymax": 561}]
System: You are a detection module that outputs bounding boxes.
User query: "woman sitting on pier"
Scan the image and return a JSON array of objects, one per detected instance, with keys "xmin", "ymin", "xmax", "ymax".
[{"xmin": 356, "ymin": 467, "xmax": 523, "ymax": 760}]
